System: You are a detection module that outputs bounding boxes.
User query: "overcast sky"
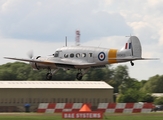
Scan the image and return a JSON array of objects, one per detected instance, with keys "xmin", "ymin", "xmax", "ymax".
[{"xmin": 0, "ymin": 0, "xmax": 163, "ymax": 80}]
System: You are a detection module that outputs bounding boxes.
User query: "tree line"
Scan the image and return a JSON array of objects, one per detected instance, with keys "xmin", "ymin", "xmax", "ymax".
[{"xmin": 0, "ymin": 62, "xmax": 163, "ymax": 104}]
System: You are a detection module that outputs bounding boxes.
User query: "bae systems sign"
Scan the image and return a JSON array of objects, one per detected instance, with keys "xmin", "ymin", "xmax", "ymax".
[{"xmin": 62, "ymin": 112, "xmax": 103, "ymax": 119}]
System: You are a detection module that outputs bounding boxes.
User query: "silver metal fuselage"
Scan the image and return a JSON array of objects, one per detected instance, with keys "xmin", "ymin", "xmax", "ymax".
[{"xmin": 34, "ymin": 46, "xmax": 130, "ymax": 70}]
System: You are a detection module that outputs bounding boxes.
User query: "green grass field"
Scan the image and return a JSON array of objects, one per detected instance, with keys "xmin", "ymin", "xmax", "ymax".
[{"xmin": 0, "ymin": 112, "xmax": 163, "ymax": 120}]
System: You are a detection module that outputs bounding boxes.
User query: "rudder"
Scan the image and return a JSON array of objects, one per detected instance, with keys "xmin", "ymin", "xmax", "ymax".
[
  {"xmin": 120, "ymin": 36, "xmax": 142, "ymax": 58},
  {"xmin": 130, "ymin": 36, "xmax": 142, "ymax": 58}
]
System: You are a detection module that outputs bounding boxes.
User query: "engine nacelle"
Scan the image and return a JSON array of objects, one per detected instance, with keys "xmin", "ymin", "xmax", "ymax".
[
  {"xmin": 30, "ymin": 56, "xmax": 41, "ymax": 70},
  {"xmin": 30, "ymin": 55, "xmax": 57, "ymax": 70}
]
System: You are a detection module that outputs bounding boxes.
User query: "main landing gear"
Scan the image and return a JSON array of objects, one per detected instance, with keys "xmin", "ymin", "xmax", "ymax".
[
  {"xmin": 76, "ymin": 72, "xmax": 83, "ymax": 80},
  {"xmin": 46, "ymin": 73, "xmax": 52, "ymax": 80},
  {"xmin": 46, "ymin": 69, "xmax": 59, "ymax": 80},
  {"xmin": 45, "ymin": 68, "xmax": 90, "ymax": 80},
  {"xmin": 130, "ymin": 61, "xmax": 134, "ymax": 66},
  {"xmin": 76, "ymin": 68, "xmax": 90, "ymax": 80}
]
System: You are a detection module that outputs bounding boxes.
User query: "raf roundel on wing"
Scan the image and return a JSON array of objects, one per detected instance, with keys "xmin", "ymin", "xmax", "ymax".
[{"xmin": 98, "ymin": 52, "xmax": 105, "ymax": 61}]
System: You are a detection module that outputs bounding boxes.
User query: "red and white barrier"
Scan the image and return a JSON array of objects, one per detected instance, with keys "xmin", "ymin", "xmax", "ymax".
[
  {"xmin": 37, "ymin": 103, "xmax": 91, "ymax": 113},
  {"xmin": 97, "ymin": 103, "xmax": 154, "ymax": 113},
  {"xmin": 37, "ymin": 103, "xmax": 154, "ymax": 113}
]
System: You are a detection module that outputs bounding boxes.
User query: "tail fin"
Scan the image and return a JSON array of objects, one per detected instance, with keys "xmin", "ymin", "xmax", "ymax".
[{"xmin": 121, "ymin": 36, "xmax": 142, "ymax": 58}]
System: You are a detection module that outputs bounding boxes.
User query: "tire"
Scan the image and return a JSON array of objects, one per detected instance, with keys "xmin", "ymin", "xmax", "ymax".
[
  {"xmin": 46, "ymin": 73, "xmax": 52, "ymax": 80},
  {"xmin": 76, "ymin": 73, "xmax": 83, "ymax": 80}
]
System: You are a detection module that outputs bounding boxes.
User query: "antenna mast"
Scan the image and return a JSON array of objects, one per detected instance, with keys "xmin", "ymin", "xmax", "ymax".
[
  {"xmin": 75, "ymin": 30, "xmax": 80, "ymax": 46},
  {"xmin": 65, "ymin": 36, "xmax": 67, "ymax": 46}
]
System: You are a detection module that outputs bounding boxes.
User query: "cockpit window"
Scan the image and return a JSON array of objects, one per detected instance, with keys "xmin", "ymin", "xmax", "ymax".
[{"xmin": 53, "ymin": 51, "xmax": 59, "ymax": 57}]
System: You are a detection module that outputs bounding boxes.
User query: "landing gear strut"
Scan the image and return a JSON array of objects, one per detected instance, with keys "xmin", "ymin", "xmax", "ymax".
[{"xmin": 130, "ymin": 61, "xmax": 134, "ymax": 66}]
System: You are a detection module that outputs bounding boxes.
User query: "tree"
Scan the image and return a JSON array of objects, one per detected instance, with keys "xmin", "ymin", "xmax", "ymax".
[
  {"xmin": 117, "ymin": 89, "xmax": 140, "ymax": 102},
  {"xmin": 140, "ymin": 93, "xmax": 155, "ymax": 103},
  {"xmin": 0, "ymin": 62, "xmax": 136, "ymax": 92},
  {"xmin": 108, "ymin": 65, "xmax": 129, "ymax": 93},
  {"xmin": 141, "ymin": 75, "xmax": 163, "ymax": 93},
  {"xmin": 0, "ymin": 62, "xmax": 30, "ymax": 80},
  {"xmin": 119, "ymin": 78, "xmax": 141, "ymax": 94},
  {"xmin": 0, "ymin": 69, "xmax": 17, "ymax": 80},
  {"xmin": 154, "ymin": 97, "xmax": 163, "ymax": 105},
  {"xmin": 117, "ymin": 88, "xmax": 155, "ymax": 103}
]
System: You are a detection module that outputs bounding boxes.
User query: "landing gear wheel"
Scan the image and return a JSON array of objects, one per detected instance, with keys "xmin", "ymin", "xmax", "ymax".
[
  {"xmin": 46, "ymin": 73, "xmax": 52, "ymax": 80},
  {"xmin": 130, "ymin": 61, "xmax": 134, "ymax": 66},
  {"xmin": 76, "ymin": 73, "xmax": 83, "ymax": 80}
]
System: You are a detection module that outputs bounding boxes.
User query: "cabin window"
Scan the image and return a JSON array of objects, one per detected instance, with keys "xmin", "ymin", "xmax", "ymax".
[
  {"xmin": 57, "ymin": 98, "xmax": 60, "ymax": 103},
  {"xmin": 53, "ymin": 51, "xmax": 59, "ymax": 57},
  {"xmin": 37, "ymin": 98, "xmax": 40, "ymax": 103},
  {"xmin": 64, "ymin": 54, "xmax": 68, "ymax": 58},
  {"xmin": 5, "ymin": 98, "xmax": 8, "ymax": 103},
  {"xmin": 73, "ymin": 98, "xmax": 76, "ymax": 103},
  {"xmin": 1, "ymin": 98, "xmax": 3, "ymax": 103},
  {"xmin": 70, "ymin": 53, "xmax": 74, "ymax": 58},
  {"xmin": 89, "ymin": 53, "xmax": 93, "ymax": 57},
  {"xmin": 69, "ymin": 98, "xmax": 72, "ymax": 103},
  {"xmin": 105, "ymin": 98, "xmax": 108, "ymax": 102},
  {"xmin": 21, "ymin": 98, "xmax": 24, "ymax": 103},
  {"xmin": 65, "ymin": 98, "xmax": 68, "ymax": 103},
  {"xmin": 82, "ymin": 53, "xmax": 86, "ymax": 57},
  {"xmin": 53, "ymin": 98, "xmax": 56, "ymax": 103},
  {"xmin": 61, "ymin": 98, "xmax": 64, "ymax": 103},
  {"xmin": 76, "ymin": 53, "xmax": 80, "ymax": 58},
  {"xmin": 13, "ymin": 98, "xmax": 15, "ymax": 103}
]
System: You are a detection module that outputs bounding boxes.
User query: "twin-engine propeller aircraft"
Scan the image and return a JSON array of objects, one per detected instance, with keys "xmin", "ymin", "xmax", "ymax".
[{"xmin": 4, "ymin": 36, "xmax": 157, "ymax": 80}]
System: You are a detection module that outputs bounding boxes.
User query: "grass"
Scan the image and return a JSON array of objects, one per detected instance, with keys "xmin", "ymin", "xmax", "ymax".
[
  {"xmin": 0, "ymin": 112, "xmax": 163, "ymax": 120},
  {"xmin": 104, "ymin": 112, "xmax": 163, "ymax": 120}
]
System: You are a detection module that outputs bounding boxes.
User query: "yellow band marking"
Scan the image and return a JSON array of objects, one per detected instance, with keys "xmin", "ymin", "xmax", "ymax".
[{"xmin": 108, "ymin": 49, "xmax": 117, "ymax": 63}]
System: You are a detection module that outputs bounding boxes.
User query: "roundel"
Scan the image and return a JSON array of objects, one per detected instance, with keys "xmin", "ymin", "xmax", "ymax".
[{"xmin": 98, "ymin": 52, "xmax": 105, "ymax": 61}]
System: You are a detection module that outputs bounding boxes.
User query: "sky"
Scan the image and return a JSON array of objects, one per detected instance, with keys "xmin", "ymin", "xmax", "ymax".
[{"xmin": 0, "ymin": 0, "xmax": 163, "ymax": 80}]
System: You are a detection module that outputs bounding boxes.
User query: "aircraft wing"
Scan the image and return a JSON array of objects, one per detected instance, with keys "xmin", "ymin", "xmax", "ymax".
[
  {"xmin": 4, "ymin": 57, "xmax": 96, "ymax": 66},
  {"xmin": 4, "ymin": 57, "xmax": 55, "ymax": 64}
]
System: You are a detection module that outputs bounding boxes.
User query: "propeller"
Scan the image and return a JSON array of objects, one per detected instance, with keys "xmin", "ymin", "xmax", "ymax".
[{"xmin": 27, "ymin": 50, "xmax": 33, "ymax": 59}]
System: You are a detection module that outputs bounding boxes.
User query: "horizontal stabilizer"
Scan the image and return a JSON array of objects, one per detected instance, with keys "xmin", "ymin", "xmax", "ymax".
[
  {"xmin": 108, "ymin": 57, "xmax": 159, "ymax": 61},
  {"xmin": 139, "ymin": 58, "xmax": 159, "ymax": 60}
]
